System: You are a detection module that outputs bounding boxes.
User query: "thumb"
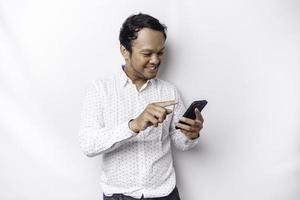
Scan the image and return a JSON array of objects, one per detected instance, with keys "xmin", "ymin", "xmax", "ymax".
[{"xmin": 195, "ymin": 108, "xmax": 204, "ymax": 121}]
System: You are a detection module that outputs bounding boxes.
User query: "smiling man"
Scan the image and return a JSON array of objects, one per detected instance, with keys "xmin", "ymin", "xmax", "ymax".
[{"xmin": 79, "ymin": 13, "xmax": 204, "ymax": 200}]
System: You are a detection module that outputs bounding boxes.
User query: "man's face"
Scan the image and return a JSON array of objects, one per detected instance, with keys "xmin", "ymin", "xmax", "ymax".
[{"xmin": 121, "ymin": 28, "xmax": 166, "ymax": 82}]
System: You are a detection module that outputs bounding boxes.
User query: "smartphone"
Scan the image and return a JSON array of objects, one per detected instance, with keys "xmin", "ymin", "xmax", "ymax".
[
  {"xmin": 176, "ymin": 100, "xmax": 207, "ymax": 128},
  {"xmin": 183, "ymin": 100, "xmax": 207, "ymax": 119}
]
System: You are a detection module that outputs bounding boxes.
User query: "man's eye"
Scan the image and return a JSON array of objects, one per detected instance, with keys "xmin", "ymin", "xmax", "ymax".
[
  {"xmin": 158, "ymin": 52, "xmax": 164, "ymax": 56},
  {"xmin": 142, "ymin": 53, "xmax": 151, "ymax": 57}
]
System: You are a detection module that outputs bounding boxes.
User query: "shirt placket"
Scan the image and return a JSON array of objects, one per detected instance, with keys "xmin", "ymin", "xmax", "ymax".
[
  {"xmin": 137, "ymin": 93, "xmax": 146, "ymax": 196},
  {"xmin": 129, "ymin": 81, "xmax": 150, "ymax": 196},
  {"xmin": 134, "ymin": 84, "xmax": 150, "ymax": 196}
]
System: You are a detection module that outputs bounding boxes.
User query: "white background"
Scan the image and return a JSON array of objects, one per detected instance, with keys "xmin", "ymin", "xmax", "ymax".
[{"xmin": 1, "ymin": 0, "xmax": 299, "ymax": 200}]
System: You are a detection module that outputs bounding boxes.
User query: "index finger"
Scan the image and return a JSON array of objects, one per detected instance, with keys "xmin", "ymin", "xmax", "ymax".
[{"xmin": 154, "ymin": 100, "xmax": 178, "ymax": 107}]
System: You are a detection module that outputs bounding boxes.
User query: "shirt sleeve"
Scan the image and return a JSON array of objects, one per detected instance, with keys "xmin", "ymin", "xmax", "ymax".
[
  {"xmin": 78, "ymin": 81, "xmax": 137, "ymax": 157},
  {"xmin": 169, "ymin": 86, "xmax": 200, "ymax": 151}
]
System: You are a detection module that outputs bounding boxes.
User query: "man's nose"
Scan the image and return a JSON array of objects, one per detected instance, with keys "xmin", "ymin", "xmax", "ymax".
[{"xmin": 149, "ymin": 54, "xmax": 160, "ymax": 65}]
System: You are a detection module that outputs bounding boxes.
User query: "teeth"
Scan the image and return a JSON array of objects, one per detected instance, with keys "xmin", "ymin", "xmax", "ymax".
[{"xmin": 146, "ymin": 66, "xmax": 157, "ymax": 71}]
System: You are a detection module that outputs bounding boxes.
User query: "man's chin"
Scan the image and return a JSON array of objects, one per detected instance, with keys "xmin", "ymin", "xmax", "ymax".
[
  {"xmin": 145, "ymin": 72, "xmax": 157, "ymax": 80},
  {"xmin": 144, "ymin": 68, "xmax": 159, "ymax": 79}
]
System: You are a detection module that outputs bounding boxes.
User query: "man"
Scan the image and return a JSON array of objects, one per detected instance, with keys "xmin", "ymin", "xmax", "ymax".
[{"xmin": 79, "ymin": 13, "xmax": 204, "ymax": 200}]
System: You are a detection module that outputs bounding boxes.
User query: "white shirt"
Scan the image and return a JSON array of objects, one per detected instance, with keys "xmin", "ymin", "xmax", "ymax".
[{"xmin": 78, "ymin": 67, "xmax": 199, "ymax": 198}]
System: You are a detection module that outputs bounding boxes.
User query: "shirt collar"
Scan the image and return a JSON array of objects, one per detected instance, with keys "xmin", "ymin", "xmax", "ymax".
[{"xmin": 119, "ymin": 65, "xmax": 157, "ymax": 88}]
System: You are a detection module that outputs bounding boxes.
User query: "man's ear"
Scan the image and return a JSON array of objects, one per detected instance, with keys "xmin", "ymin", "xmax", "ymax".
[{"xmin": 120, "ymin": 45, "xmax": 130, "ymax": 60}]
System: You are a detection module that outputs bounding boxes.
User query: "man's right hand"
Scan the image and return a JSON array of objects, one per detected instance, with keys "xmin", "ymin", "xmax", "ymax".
[{"xmin": 129, "ymin": 100, "xmax": 178, "ymax": 133}]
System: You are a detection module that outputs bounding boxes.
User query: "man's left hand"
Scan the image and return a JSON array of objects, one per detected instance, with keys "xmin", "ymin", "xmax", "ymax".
[{"xmin": 175, "ymin": 108, "xmax": 204, "ymax": 140}]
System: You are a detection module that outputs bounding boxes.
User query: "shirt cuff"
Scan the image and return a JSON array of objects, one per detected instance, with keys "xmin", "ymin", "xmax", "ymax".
[
  {"xmin": 178, "ymin": 130, "xmax": 200, "ymax": 145},
  {"xmin": 108, "ymin": 121, "xmax": 139, "ymax": 144},
  {"xmin": 125, "ymin": 120, "xmax": 139, "ymax": 137}
]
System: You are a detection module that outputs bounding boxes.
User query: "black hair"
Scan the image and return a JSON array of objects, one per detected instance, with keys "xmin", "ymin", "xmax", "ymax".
[{"xmin": 119, "ymin": 13, "xmax": 167, "ymax": 52}]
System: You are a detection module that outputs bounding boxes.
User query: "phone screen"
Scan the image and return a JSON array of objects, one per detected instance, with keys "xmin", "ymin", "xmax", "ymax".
[{"xmin": 183, "ymin": 100, "xmax": 207, "ymax": 119}]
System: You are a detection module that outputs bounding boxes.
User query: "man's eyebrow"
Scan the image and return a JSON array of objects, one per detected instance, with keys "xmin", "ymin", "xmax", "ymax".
[{"xmin": 140, "ymin": 47, "xmax": 165, "ymax": 52}]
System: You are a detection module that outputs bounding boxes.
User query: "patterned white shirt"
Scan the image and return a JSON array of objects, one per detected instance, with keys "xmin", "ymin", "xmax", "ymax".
[{"xmin": 78, "ymin": 67, "xmax": 199, "ymax": 198}]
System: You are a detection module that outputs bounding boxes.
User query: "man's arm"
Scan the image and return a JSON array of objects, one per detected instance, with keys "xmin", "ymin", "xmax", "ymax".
[
  {"xmin": 169, "ymin": 87, "xmax": 203, "ymax": 151},
  {"xmin": 78, "ymin": 82, "xmax": 137, "ymax": 157},
  {"xmin": 128, "ymin": 100, "xmax": 178, "ymax": 133}
]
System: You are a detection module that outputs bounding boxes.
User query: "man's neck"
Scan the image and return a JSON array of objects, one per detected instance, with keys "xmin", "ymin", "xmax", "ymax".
[{"xmin": 122, "ymin": 65, "xmax": 147, "ymax": 90}]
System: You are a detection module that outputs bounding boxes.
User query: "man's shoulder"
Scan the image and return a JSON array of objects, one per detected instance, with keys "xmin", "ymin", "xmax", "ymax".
[
  {"xmin": 89, "ymin": 72, "xmax": 119, "ymax": 92},
  {"xmin": 93, "ymin": 74, "xmax": 112, "ymax": 84}
]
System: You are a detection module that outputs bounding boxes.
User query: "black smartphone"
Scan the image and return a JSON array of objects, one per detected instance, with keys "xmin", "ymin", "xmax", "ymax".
[
  {"xmin": 183, "ymin": 100, "xmax": 207, "ymax": 119},
  {"xmin": 176, "ymin": 100, "xmax": 207, "ymax": 128}
]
